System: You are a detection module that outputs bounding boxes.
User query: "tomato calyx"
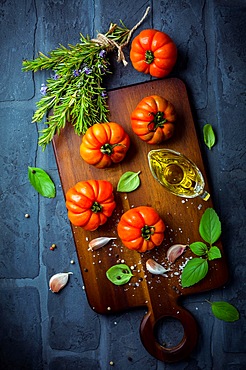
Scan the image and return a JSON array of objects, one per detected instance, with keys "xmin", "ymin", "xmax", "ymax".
[
  {"xmin": 145, "ymin": 50, "xmax": 154, "ymax": 64},
  {"xmin": 91, "ymin": 201, "xmax": 102, "ymax": 213},
  {"xmin": 100, "ymin": 143, "xmax": 125, "ymax": 156},
  {"xmin": 141, "ymin": 225, "xmax": 155, "ymax": 240},
  {"xmin": 147, "ymin": 111, "xmax": 167, "ymax": 132},
  {"xmin": 100, "ymin": 143, "xmax": 114, "ymax": 155}
]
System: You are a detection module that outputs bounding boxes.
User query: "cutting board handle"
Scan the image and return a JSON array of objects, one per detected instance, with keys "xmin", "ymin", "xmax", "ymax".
[{"xmin": 140, "ymin": 304, "xmax": 198, "ymax": 363}]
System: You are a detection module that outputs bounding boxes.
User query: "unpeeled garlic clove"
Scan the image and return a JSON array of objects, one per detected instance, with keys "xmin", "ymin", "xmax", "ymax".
[
  {"xmin": 49, "ymin": 272, "xmax": 73, "ymax": 293},
  {"xmin": 146, "ymin": 259, "xmax": 170, "ymax": 276},
  {"xmin": 167, "ymin": 244, "xmax": 187, "ymax": 263},
  {"xmin": 88, "ymin": 237, "xmax": 117, "ymax": 251}
]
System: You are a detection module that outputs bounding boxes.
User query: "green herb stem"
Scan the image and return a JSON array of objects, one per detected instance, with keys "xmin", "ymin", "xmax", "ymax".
[{"xmin": 22, "ymin": 23, "xmax": 131, "ymax": 150}]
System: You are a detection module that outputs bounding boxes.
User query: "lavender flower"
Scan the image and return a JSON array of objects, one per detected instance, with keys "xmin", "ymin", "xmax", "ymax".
[
  {"xmin": 101, "ymin": 91, "xmax": 107, "ymax": 98},
  {"xmin": 83, "ymin": 66, "xmax": 92, "ymax": 75},
  {"xmin": 73, "ymin": 69, "xmax": 81, "ymax": 77},
  {"xmin": 52, "ymin": 72, "xmax": 59, "ymax": 80},
  {"xmin": 99, "ymin": 49, "xmax": 106, "ymax": 58},
  {"xmin": 98, "ymin": 64, "xmax": 105, "ymax": 74},
  {"xmin": 40, "ymin": 84, "xmax": 47, "ymax": 95}
]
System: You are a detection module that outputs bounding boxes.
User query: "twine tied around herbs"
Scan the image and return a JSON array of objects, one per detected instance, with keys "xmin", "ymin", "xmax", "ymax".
[{"xmin": 91, "ymin": 6, "xmax": 150, "ymax": 66}]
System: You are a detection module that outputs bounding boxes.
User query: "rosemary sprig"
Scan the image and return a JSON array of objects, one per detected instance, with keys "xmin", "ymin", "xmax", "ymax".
[{"xmin": 22, "ymin": 23, "xmax": 131, "ymax": 150}]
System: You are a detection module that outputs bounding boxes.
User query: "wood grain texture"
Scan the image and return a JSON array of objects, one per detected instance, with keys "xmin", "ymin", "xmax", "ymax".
[{"xmin": 53, "ymin": 78, "xmax": 229, "ymax": 362}]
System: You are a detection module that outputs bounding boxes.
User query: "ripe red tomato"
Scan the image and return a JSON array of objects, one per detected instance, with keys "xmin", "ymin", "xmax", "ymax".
[
  {"xmin": 130, "ymin": 29, "xmax": 177, "ymax": 78},
  {"xmin": 117, "ymin": 206, "xmax": 165, "ymax": 252},
  {"xmin": 80, "ymin": 122, "xmax": 130, "ymax": 168},
  {"xmin": 131, "ymin": 95, "xmax": 176, "ymax": 144},
  {"xmin": 65, "ymin": 180, "xmax": 116, "ymax": 231}
]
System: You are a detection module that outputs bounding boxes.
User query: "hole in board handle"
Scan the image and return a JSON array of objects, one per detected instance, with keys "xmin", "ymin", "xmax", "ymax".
[{"xmin": 154, "ymin": 316, "xmax": 185, "ymax": 349}]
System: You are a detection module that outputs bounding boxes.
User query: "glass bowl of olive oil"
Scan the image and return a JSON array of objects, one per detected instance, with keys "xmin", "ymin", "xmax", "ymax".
[{"xmin": 148, "ymin": 149, "xmax": 210, "ymax": 200}]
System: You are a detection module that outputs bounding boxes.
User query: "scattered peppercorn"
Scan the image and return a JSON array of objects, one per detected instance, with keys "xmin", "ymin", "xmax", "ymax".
[
  {"xmin": 109, "ymin": 361, "xmax": 114, "ymax": 366},
  {"xmin": 172, "ymin": 285, "xmax": 180, "ymax": 294}
]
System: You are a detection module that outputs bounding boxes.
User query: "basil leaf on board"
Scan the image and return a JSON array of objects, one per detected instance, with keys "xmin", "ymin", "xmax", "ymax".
[
  {"xmin": 190, "ymin": 241, "xmax": 208, "ymax": 256},
  {"xmin": 181, "ymin": 258, "xmax": 209, "ymax": 288},
  {"xmin": 207, "ymin": 246, "xmax": 222, "ymax": 260},
  {"xmin": 203, "ymin": 123, "xmax": 216, "ymax": 150},
  {"xmin": 209, "ymin": 301, "xmax": 239, "ymax": 322},
  {"xmin": 28, "ymin": 166, "xmax": 56, "ymax": 198},
  {"xmin": 117, "ymin": 171, "xmax": 141, "ymax": 192},
  {"xmin": 106, "ymin": 264, "xmax": 133, "ymax": 286},
  {"xmin": 199, "ymin": 208, "xmax": 221, "ymax": 245}
]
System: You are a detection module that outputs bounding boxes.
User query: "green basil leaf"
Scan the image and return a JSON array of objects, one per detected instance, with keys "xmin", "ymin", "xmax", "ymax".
[
  {"xmin": 106, "ymin": 264, "xmax": 133, "ymax": 286},
  {"xmin": 199, "ymin": 208, "xmax": 221, "ymax": 244},
  {"xmin": 209, "ymin": 301, "xmax": 239, "ymax": 322},
  {"xmin": 190, "ymin": 241, "xmax": 208, "ymax": 256},
  {"xmin": 28, "ymin": 166, "xmax": 56, "ymax": 198},
  {"xmin": 181, "ymin": 258, "xmax": 209, "ymax": 288},
  {"xmin": 117, "ymin": 171, "xmax": 141, "ymax": 192},
  {"xmin": 203, "ymin": 123, "xmax": 216, "ymax": 150},
  {"xmin": 207, "ymin": 246, "xmax": 222, "ymax": 260}
]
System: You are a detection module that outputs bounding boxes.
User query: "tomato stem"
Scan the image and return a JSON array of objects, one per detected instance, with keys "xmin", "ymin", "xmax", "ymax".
[
  {"xmin": 100, "ymin": 143, "xmax": 114, "ymax": 155},
  {"xmin": 148, "ymin": 111, "xmax": 167, "ymax": 131},
  {"xmin": 91, "ymin": 201, "xmax": 102, "ymax": 213},
  {"xmin": 141, "ymin": 225, "xmax": 155, "ymax": 240},
  {"xmin": 145, "ymin": 50, "xmax": 154, "ymax": 64},
  {"xmin": 100, "ymin": 143, "xmax": 125, "ymax": 155}
]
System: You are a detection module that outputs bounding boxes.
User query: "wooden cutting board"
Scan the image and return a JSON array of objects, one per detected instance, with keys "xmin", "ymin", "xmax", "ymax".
[{"xmin": 52, "ymin": 78, "xmax": 229, "ymax": 363}]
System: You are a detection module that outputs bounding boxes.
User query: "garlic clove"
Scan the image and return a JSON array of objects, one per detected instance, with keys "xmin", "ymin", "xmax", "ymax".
[
  {"xmin": 167, "ymin": 244, "xmax": 187, "ymax": 263},
  {"xmin": 146, "ymin": 259, "xmax": 170, "ymax": 276},
  {"xmin": 88, "ymin": 237, "xmax": 117, "ymax": 251},
  {"xmin": 49, "ymin": 272, "xmax": 73, "ymax": 293}
]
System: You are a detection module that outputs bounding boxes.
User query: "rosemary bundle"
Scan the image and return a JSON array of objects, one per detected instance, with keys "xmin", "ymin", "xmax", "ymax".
[{"xmin": 22, "ymin": 8, "xmax": 150, "ymax": 150}]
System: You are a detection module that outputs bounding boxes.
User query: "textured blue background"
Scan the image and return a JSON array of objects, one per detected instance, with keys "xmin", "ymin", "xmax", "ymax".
[{"xmin": 0, "ymin": 0, "xmax": 245, "ymax": 369}]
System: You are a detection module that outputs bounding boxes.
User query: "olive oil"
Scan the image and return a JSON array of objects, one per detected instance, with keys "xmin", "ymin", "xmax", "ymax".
[{"xmin": 148, "ymin": 149, "xmax": 210, "ymax": 200}]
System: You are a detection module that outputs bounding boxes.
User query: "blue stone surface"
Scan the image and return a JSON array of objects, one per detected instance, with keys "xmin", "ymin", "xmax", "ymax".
[{"xmin": 0, "ymin": 0, "xmax": 245, "ymax": 369}]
